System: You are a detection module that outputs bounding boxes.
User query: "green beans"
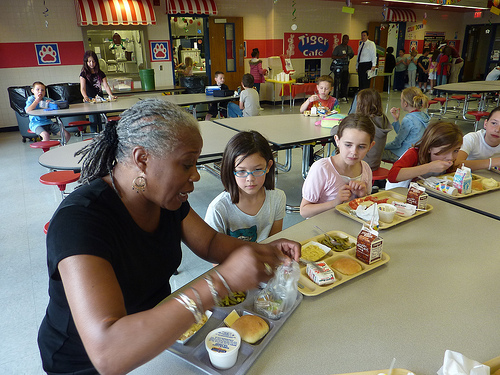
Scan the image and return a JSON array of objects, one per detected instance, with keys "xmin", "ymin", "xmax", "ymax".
[{"xmin": 218, "ymin": 291, "xmax": 246, "ymax": 307}]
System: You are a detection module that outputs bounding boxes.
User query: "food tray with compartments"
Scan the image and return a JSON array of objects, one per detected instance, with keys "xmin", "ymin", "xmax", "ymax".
[
  {"xmin": 167, "ymin": 288, "xmax": 303, "ymax": 375},
  {"xmin": 335, "ymin": 191, "xmax": 433, "ymax": 229},
  {"xmin": 333, "ymin": 369, "xmax": 415, "ymax": 375},
  {"xmin": 417, "ymin": 173, "xmax": 500, "ymax": 199},
  {"xmin": 297, "ymin": 230, "xmax": 390, "ymax": 297}
]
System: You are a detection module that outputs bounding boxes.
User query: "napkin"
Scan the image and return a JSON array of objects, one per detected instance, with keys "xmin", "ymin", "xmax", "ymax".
[
  {"xmin": 437, "ymin": 350, "xmax": 489, "ymax": 375},
  {"xmin": 355, "ymin": 202, "xmax": 379, "ymax": 228}
]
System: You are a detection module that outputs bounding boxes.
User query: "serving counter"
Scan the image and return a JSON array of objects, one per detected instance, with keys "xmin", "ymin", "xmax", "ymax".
[{"xmin": 130, "ymin": 188, "xmax": 500, "ymax": 375}]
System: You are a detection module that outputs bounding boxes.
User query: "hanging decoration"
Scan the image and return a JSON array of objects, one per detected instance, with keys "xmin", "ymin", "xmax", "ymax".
[
  {"xmin": 291, "ymin": 0, "xmax": 297, "ymax": 30},
  {"xmin": 43, "ymin": 0, "xmax": 49, "ymax": 27},
  {"xmin": 423, "ymin": 12, "xmax": 427, "ymax": 25},
  {"xmin": 173, "ymin": 17, "xmax": 177, "ymax": 22},
  {"xmin": 382, "ymin": 4, "xmax": 387, "ymax": 21},
  {"xmin": 182, "ymin": 17, "xmax": 189, "ymax": 33}
]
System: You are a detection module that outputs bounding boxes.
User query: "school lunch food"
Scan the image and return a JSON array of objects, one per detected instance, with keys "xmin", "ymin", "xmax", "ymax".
[
  {"xmin": 218, "ymin": 291, "xmax": 246, "ymax": 307},
  {"xmin": 481, "ymin": 178, "xmax": 498, "ymax": 189},
  {"xmin": 348, "ymin": 195, "xmax": 389, "ymax": 210},
  {"xmin": 300, "ymin": 241, "xmax": 329, "ymax": 262},
  {"xmin": 306, "ymin": 261, "xmax": 336, "ymax": 285},
  {"xmin": 331, "ymin": 258, "xmax": 362, "ymax": 275},
  {"xmin": 177, "ymin": 311, "xmax": 211, "ymax": 343},
  {"xmin": 230, "ymin": 314, "xmax": 269, "ymax": 344},
  {"xmin": 319, "ymin": 235, "xmax": 353, "ymax": 252}
]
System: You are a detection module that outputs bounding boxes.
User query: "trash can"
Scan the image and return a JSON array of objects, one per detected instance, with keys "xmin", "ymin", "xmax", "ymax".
[{"xmin": 139, "ymin": 69, "xmax": 155, "ymax": 91}]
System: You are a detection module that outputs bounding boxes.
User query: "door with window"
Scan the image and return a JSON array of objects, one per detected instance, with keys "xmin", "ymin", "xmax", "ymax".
[{"xmin": 208, "ymin": 17, "xmax": 244, "ymax": 91}]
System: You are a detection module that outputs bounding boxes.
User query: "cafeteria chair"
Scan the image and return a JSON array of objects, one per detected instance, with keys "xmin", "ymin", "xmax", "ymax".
[
  {"xmin": 39, "ymin": 170, "xmax": 81, "ymax": 200},
  {"xmin": 66, "ymin": 120, "xmax": 93, "ymax": 140},
  {"xmin": 466, "ymin": 110, "xmax": 490, "ymax": 131},
  {"xmin": 432, "ymin": 97, "xmax": 447, "ymax": 114},
  {"xmin": 107, "ymin": 116, "xmax": 121, "ymax": 122},
  {"xmin": 427, "ymin": 99, "xmax": 441, "ymax": 119},
  {"xmin": 371, "ymin": 167, "xmax": 390, "ymax": 193},
  {"xmin": 30, "ymin": 140, "xmax": 60, "ymax": 153}
]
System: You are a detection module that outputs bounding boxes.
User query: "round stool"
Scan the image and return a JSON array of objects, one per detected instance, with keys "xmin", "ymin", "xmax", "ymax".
[
  {"xmin": 427, "ymin": 99, "xmax": 441, "ymax": 118},
  {"xmin": 67, "ymin": 120, "xmax": 92, "ymax": 140},
  {"xmin": 372, "ymin": 167, "xmax": 390, "ymax": 183},
  {"xmin": 107, "ymin": 116, "xmax": 121, "ymax": 122},
  {"xmin": 30, "ymin": 140, "xmax": 60, "ymax": 153},
  {"xmin": 40, "ymin": 171, "xmax": 80, "ymax": 199},
  {"xmin": 467, "ymin": 111, "xmax": 490, "ymax": 131},
  {"xmin": 44, "ymin": 221, "xmax": 50, "ymax": 234}
]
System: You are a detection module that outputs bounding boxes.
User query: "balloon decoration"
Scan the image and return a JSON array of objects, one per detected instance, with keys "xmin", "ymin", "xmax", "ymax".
[
  {"xmin": 173, "ymin": 17, "xmax": 177, "ymax": 22},
  {"xmin": 109, "ymin": 33, "xmax": 126, "ymax": 50},
  {"xmin": 291, "ymin": 0, "xmax": 297, "ymax": 30},
  {"xmin": 197, "ymin": 21, "xmax": 201, "ymax": 26},
  {"xmin": 189, "ymin": 19, "xmax": 193, "ymax": 24}
]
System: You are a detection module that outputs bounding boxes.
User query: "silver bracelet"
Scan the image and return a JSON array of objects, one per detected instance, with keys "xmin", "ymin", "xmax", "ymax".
[
  {"xmin": 190, "ymin": 287, "xmax": 204, "ymax": 314},
  {"xmin": 204, "ymin": 274, "xmax": 220, "ymax": 305},
  {"xmin": 489, "ymin": 158, "xmax": 492, "ymax": 171},
  {"xmin": 175, "ymin": 292, "xmax": 204, "ymax": 324},
  {"xmin": 214, "ymin": 270, "xmax": 233, "ymax": 297}
]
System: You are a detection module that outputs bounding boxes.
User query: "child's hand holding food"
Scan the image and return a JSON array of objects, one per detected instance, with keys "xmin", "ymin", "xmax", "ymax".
[
  {"xmin": 390, "ymin": 107, "xmax": 400, "ymax": 122},
  {"xmin": 308, "ymin": 94, "xmax": 320, "ymax": 103},
  {"xmin": 427, "ymin": 160, "xmax": 453, "ymax": 174},
  {"xmin": 335, "ymin": 184, "xmax": 353, "ymax": 205},
  {"xmin": 348, "ymin": 180, "xmax": 368, "ymax": 198}
]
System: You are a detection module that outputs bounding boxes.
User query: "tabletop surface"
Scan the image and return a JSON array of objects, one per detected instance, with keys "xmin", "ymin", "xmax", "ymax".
[
  {"xmin": 213, "ymin": 114, "xmax": 332, "ymax": 147},
  {"xmin": 128, "ymin": 187, "xmax": 499, "ymax": 375},
  {"xmin": 38, "ymin": 121, "xmax": 238, "ymax": 171},
  {"xmin": 434, "ymin": 81, "xmax": 500, "ymax": 92},
  {"xmin": 27, "ymin": 97, "xmax": 139, "ymax": 117},
  {"xmin": 113, "ymin": 85, "xmax": 185, "ymax": 95}
]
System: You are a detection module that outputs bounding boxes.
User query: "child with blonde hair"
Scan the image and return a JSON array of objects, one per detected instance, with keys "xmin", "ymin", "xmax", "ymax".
[
  {"xmin": 300, "ymin": 114, "xmax": 375, "ymax": 218},
  {"xmin": 383, "ymin": 87, "xmax": 430, "ymax": 162},
  {"xmin": 387, "ymin": 121, "xmax": 463, "ymax": 188}
]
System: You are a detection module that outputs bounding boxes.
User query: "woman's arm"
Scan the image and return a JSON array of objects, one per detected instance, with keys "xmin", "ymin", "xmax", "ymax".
[
  {"xmin": 80, "ymin": 76, "xmax": 90, "ymax": 102},
  {"xmin": 101, "ymin": 77, "xmax": 116, "ymax": 100}
]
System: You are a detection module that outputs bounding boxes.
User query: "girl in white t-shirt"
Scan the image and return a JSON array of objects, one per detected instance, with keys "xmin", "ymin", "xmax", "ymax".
[
  {"xmin": 300, "ymin": 114, "xmax": 375, "ymax": 219},
  {"xmin": 205, "ymin": 131, "xmax": 286, "ymax": 242},
  {"xmin": 455, "ymin": 107, "xmax": 500, "ymax": 171}
]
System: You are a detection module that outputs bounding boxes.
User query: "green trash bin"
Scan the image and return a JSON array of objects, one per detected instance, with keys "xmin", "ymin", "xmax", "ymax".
[{"xmin": 139, "ymin": 69, "xmax": 155, "ymax": 91}]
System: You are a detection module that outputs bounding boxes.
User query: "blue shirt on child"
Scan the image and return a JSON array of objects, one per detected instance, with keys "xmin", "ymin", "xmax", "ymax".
[{"xmin": 25, "ymin": 95, "xmax": 54, "ymax": 132}]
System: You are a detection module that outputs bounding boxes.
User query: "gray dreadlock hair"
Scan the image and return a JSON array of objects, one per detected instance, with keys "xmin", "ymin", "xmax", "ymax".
[{"xmin": 76, "ymin": 98, "xmax": 200, "ymax": 185}]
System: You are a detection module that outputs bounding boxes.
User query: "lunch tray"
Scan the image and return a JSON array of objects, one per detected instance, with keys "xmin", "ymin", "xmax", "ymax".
[
  {"xmin": 167, "ymin": 288, "xmax": 303, "ymax": 375},
  {"xmin": 297, "ymin": 230, "xmax": 390, "ymax": 297},
  {"xmin": 335, "ymin": 191, "xmax": 433, "ymax": 229},
  {"xmin": 333, "ymin": 369, "xmax": 415, "ymax": 375},
  {"xmin": 417, "ymin": 173, "xmax": 500, "ymax": 199}
]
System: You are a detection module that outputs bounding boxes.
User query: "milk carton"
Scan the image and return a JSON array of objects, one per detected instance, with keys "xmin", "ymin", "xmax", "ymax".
[
  {"xmin": 406, "ymin": 182, "xmax": 428, "ymax": 209},
  {"xmin": 453, "ymin": 164, "xmax": 472, "ymax": 194},
  {"xmin": 356, "ymin": 225, "xmax": 383, "ymax": 265}
]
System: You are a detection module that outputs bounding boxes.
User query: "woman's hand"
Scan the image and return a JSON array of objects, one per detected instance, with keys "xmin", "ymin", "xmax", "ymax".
[
  {"xmin": 390, "ymin": 107, "xmax": 400, "ymax": 122},
  {"xmin": 267, "ymin": 238, "xmax": 301, "ymax": 263}
]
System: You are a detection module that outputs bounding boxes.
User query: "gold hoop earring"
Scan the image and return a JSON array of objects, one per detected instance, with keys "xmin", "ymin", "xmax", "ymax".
[{"xmin": 132, "ymin": 175, "xmax": 147, "ymax": 193}]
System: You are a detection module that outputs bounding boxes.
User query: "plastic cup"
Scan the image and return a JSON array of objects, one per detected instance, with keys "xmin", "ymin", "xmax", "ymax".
[
  {"xmin": 205, "ymin": 327, "xmax": 241, "ymax": 370},
  {"xmin": 378, "ymin": 203, "xmax": 397, "ymax": 223}
]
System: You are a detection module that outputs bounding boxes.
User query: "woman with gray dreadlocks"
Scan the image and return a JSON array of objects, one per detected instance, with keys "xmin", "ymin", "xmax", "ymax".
[{"xmin": 37, "ymin": 98, "xmax": 300, "ymax": 375}]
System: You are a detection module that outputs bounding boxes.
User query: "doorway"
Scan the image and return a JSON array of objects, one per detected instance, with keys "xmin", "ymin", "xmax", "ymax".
[
  {"xmin": 462, "ymin": 24, "xmax": 497, "ymax": 81},
  {"xmin": 208, "ymin": 17, "xmax": 244, "ymax": 91}
]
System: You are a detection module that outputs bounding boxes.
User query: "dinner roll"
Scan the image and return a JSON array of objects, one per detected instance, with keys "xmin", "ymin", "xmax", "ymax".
[
  {"xmin": 230, "ymin": 315, "xmax": 269, "ymax": 344},
  {"xmin": 331, "ymin": 258, "xmax": 362, "ymax": 275}
]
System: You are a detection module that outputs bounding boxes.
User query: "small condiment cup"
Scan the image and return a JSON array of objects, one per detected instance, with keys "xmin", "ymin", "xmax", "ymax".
[
  {"xmin": 378, "ymin": 203, "xmax": 397, "ymax": 223},
  {"xmin": 205, "ymin": 327, "xmax": 241, "ymax": 369}
]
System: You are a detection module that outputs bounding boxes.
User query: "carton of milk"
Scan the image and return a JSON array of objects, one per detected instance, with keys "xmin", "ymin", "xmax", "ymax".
[
  {"xmin": 356, "ymin": 225, "xmax": 383, "ymax": 265},
  {"xmin": 453, "ymin": 164, "xmax": 472, "ymax": 194},
  {"xmin": 406, "ymin": 182, "xmax": 428, "ymax": 210}
]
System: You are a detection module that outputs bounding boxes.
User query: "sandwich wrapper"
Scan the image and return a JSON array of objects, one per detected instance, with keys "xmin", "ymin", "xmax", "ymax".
[
  {"xmin": 355, "ymin": 202, "xmax": 380, "ymax": 230},
  {"xmin": 437, "ymin": 350, "xmax": 489, "ymax": 375}
]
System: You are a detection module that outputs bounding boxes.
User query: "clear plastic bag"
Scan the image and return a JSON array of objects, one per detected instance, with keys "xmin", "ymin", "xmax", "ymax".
[{"xmin": 254, "ymin": 261, "xmax": 300, "ymax": 319}]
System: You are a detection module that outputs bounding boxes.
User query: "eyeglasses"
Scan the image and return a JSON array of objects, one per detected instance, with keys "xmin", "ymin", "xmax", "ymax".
[{"xmin": 233, "ymin": 169, "xmax": 267, "ymax": 178}]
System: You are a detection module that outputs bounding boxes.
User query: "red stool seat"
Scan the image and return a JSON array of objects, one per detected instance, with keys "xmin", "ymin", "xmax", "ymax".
[
  {"xmin": 471, "ymin": 94, "xmax": 482, "ymax": 98},
  {"xmin": 107, "ymin": 116, "xmax": 121, "ymax": 122},
  {"xmin": 30, "ymin": 140, "xmax": 60, "ymax": 152},
  {"xmin": 67, "ymin": 120, "xmax": 91, "ymax": 130},
  {"xmin": 40, "ymin": 171, "xmax": 80, "ymax": 192},
  {"xmin": 372, "ymin": 167, "xmax": 390, "ymax": 182},
  {"xmin": 467, "ymin": 111, "xmax": 490, "ymax": 131},
  {"xmin": 451, "ymin": 95, "xmax": 465, "ymax": 100},
  {"xmin": 44, "ymin": 221, "xmax": 50, "ymax": 234},
  {"xmin": 428, "ymin": 99, "xmax": 438, "ymax": 105},
  {"xmin": 433, "ymin": 97, "xmax": 446, "ymax": 104}
]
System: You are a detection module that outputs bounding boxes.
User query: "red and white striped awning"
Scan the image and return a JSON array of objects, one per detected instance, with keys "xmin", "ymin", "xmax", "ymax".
[
  {"xmin": 167, "ymin": 0, "xmax": 218, "ymax": 15},
  {"xmin": 386, "ymin": 8, "xmax": 417, "ymax": 22},
  {"xmin": 75, "ymin": 0, "xmax": 156, "ymax": 26}
]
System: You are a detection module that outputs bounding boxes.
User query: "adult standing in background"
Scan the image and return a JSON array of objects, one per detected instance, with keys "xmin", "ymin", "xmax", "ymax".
[
  {"xmin": 448, "ymin": 46, "xmax": 464, "ymax": 83},
  {"xmin": 356, "ymin": 30, "xmax": 377, "ymax": 90},
  {"xmin": 383, "ymin": 47, "xmax": 396, "ymax": 92},
  {"xmin": 331, "ymin": 34, "xmax": 354, "ymax": 102}
]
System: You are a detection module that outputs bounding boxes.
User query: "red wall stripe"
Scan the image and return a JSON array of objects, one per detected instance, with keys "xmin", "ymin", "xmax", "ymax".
[{"xmin": 0, "ymin": 42, "xmax": 85, "ymax": 69}]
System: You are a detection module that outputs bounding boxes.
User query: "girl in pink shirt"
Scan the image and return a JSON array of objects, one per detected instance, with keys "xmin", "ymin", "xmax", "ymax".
[{"xmin": 300, "ymin": 114, "xmax": 375, "ymax": 218}]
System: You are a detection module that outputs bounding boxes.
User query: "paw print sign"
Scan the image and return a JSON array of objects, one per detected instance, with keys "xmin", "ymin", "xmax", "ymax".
[
  {"xmin": 150, "ymin": 41, "xmax": 171, "ymax": 62},
  {"xmin": 35, "ymin": 43, "xmax": 61, "ymax": 65}
]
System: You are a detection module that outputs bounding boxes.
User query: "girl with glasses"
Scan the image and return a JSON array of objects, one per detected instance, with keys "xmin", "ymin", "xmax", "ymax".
[{"xmin": 205, "ymin": 131, "xmax": 286, "ymax": 242}]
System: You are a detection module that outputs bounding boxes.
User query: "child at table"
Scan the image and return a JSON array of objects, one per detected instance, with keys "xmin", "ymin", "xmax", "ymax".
[
  {"xmin": 79, "ymin": 50, "xmax": 116, "ymax": 133},
  {"xmin": 205, "ymin": 71, "xmax": 229, "ymax": 121},
  {"xmin": 300, "ymin": 114, "xmax": 375, "ymax": 219},
  {"xmin": 386, "ymin": 121, "xmax": 463, "ymax": 189},
  {"xmin": 227, "ymin": 74, "xmax": 260, "ymax": 118},
  {"xmin": 299, "ymin": 75, "xmax": 340, "ymax": 114},
  {"xmin": 205, "ymin": 131, "xmax": 286, "ymax": 242},
  {"xmin": 382, "ymin": 87, "xmax": 430, "ymax": 162},
  {"xmin": 25, "ymin": 81, "xmax": 71, "ymax": 143},
  {"xmin": 454, "ymin": 106, "xmax": 500, "ymax": 171}
]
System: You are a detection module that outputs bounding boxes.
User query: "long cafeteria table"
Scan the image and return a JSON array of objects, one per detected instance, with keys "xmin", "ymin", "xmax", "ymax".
[
  {"xmin": 38, "ymin": 121, "xmax": 238, "ymax": 171},
  {"xmin": 129, "ymin": 187, "xmax": 500, "ymax": 375},
  {"xmin": 433, "ymin": 81, "xmax": 500, "ymax": 114},
  {"xmin": 422, "ymin": 169, "xmax": 500, "ymax": 220}
]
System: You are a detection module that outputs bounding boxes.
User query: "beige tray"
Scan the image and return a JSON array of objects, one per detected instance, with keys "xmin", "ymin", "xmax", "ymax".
[
  {"xmin": 417, "ymin": 173, "xmax": 500, "ymax": 199},
  {"xmin": 335, "ymin": 191, "xmax": 433, "ymax": 230},
  {"xmin": 298, "ymin": 231, "xmax": 390, "ymax": 297},
  {"xmin": 484, "ymin": 355, "xmax": 500, "ymax": 373},
  {"xmin": 333, "ymin": 369, "xmax": 414, "ymax": 375}
]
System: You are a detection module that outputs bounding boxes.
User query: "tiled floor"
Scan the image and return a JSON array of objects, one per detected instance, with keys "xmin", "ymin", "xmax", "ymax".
[{"xmin": 0, "ymin": 90, "xmax": 479, "ymax": 373}]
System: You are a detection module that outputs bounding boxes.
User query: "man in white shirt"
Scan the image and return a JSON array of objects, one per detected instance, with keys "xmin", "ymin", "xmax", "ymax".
[
  {"xmin": 486, "ymin": 64, "xmax": 500, "ymax": 81},
  {"xmin": 356, "ymin": 30, "xmax": 377, "ymax": 90}
]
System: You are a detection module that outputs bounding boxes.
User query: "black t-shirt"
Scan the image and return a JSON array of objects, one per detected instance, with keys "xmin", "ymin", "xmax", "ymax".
[
  {"xmin": 38, "ymin": 178, "xmax": 189, "ymax": 374},
  {"xmin": 417, "ymin": 55, "xmax": 430, "ymax": 72},
  {"xmin": 80, "ymin": 70, "xmax": 106, "ymax": 98},
  {"xmin": 384, "ymin": 53, "xmax": 396, "ymax": 73}
]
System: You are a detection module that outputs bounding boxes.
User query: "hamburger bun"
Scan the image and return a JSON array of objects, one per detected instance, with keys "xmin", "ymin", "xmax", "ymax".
[
  {"xmin": 331, "ymin": 258, "xmax": 362, "ymax": 275},
  {"xmin": 471, "ymin": 180, "xmax": 484, "ymax": 191},
  {"xmin": 230, "ymin": 315, "xmax": 269, "ymax": 344}
]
